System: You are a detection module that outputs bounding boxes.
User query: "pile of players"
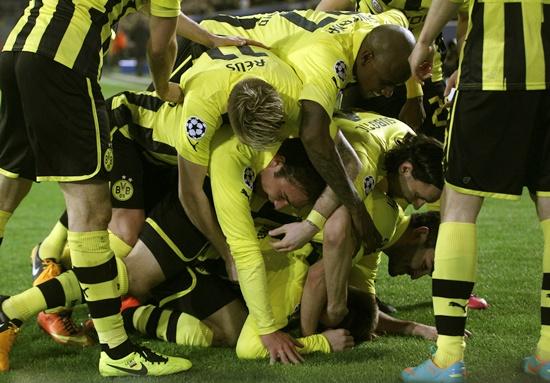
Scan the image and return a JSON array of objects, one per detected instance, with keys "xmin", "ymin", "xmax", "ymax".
[{"xmin": 0, "ymin": 0, "xmax": 548, "ymax": 381}]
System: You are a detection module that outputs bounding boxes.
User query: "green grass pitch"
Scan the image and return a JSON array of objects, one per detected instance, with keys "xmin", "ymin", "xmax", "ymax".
[{"xmin": 0, "ymin": 81, "xmax": 544, "ymax": 382}]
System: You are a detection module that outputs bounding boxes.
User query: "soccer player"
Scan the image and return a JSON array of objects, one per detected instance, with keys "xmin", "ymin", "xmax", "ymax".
[
  {"xmin": 0, "ymin": 136, "xmax": 325, "ymax": 371},
  {"xmin": 0, "ymin": 0, "xmax": 265, "ymax": 376},
  {"xmin": 29, "ymin": 47, "xmax": 305, "ymax": 356},
  {"xmin": 198, "ymin": 9, "xmax": 416, "ymax": 252},
  {"xmin": 119, "ymin": 210, "xmax": 441, "ymax": 356},
  {"xmin": 270, "ymin": 111, "xmax": 443, "ymax": 331},
  {"xmin": 401, "ymin": 0, "xmax": 550, "ymax": 381},
  {"xmin": 315, "ymin": 0, "xmax": 469, "ymax": 141}
]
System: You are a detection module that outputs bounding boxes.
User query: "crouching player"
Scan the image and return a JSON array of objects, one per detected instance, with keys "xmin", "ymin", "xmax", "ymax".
[
  {"xmin": 119, "ymin": 208, "xmax": 442, "ymax": 357},
  {"xmin": 0, "ymin": 135, "xmax": 326, "ymax": 370}
]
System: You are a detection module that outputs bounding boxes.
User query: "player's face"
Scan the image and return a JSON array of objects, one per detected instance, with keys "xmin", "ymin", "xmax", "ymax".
[
  {"xmin": 259, "ymin": 162, "xmax": 310, "ymax": 210},
  {"xmin": 393, "ymin": 162, "xmax": 441, "ymax": 209},
  {"xmin": 356, "ymin": 57, "xmax": 398, "ymax": 98},
  {"xmin": 388, "ymin": 245, "xmax": 434, "ymax": 280}
]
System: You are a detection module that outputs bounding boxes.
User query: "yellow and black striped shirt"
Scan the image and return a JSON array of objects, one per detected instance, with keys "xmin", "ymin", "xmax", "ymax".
[
  {"xmin": 2, "ymin": 0, "xmax": 181, "ymax": 80},
  {"xmin": 455, "ymin": 0, "xmax": 550, "ymax": 91}
]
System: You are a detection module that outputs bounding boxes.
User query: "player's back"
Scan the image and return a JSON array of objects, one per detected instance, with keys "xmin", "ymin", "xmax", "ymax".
[
  {"xmin": 336, "ymin": 111, "xmax": 413, "ymax": 173},
  {"xmin": 201, "ymin": 9, "xmax": 407, "ymax": 57}
]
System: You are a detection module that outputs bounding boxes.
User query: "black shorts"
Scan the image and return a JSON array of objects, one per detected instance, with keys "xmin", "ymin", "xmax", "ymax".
[
  {"xmin": 342, "ymin": 79, "xmax": 448, "ymax": 142},
  {"xmin": 149, "ymin": 264, "xmax": 241, "ymax": 320},
  {"xmin": 446, "ymin": 90, "xmax": 550, "ymax": 198},
  {"xmin": 139, "ymin": 190, "xmax": 210, "ymax": 279},
  {"xmin": 0, "ymin": 51, "xmax": 111, "ymax": 181},
  {"xmin": 110, "ymin": 129, "xmax": 178, "ymax": 212}
]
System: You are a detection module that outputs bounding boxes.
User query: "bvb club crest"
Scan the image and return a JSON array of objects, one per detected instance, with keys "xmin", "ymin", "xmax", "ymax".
[
  {"xmin": 103, "ymin": 146, "xmax": 114, "ymax": 172},
  {"xmin": 186, "ymin": 116, "xmax": 207, "ymax": 140},
  {"xmin": 111, "ymin": 175, "xmax": 134, "ymax": 201}
]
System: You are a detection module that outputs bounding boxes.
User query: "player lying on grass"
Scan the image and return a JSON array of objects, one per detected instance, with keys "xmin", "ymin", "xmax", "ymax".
[{"xmin": 118, "ymin": 209, "xmax": 445, "ymax": 363}]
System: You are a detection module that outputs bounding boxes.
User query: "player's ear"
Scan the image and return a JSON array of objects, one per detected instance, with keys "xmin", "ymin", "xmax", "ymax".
[
  {"xmin": 399, "ymin": 161, "xmax": 413, "ymax": 176},
  {"xmin": 267, "ymin": 154, "xmax": 285, "ymax": 168}
]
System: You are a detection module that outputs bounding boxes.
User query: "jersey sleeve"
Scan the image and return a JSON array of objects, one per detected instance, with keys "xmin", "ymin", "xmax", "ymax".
[
  {"xmin": 150, "ymin": 0, "xmax": 181, "ymax": 17},
  {"xmin": 210, "ymin": 141, "xmax": 279, "ymax": 335},
  {"xmin": 287, "ymin": 36, "xmax": 350, "ymax": 116},
  {"xmin": 174, "ymin": 83, "xmax": 225, "ymax": 167}
]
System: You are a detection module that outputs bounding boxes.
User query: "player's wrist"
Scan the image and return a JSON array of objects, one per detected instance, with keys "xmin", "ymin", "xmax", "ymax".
[{"xmin": 305, "ymin": 210, "xmax": 326, "ymax": 231}]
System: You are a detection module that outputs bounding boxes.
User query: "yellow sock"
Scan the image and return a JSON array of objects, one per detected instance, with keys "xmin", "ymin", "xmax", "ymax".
[
  {"xmin": 432, "ymin": 222, "xmax": 477, "ymax": 368},
  {"xmin": 2, "ymin": 287, "xmax": 46, "ymax": 322},
  {"xmin": 537, "ymin": 219, "xmax": 550, "ymax": 360},
  {"xmin": 109, "ymin": 230, "xmax": 132, "ymax": 259},
  {"xmin": 39, "ymin": 220, "xmax": 68, "ymax": 261},
  {"xmin": 68, "ymin": 230, "xmax": 127, "ymax": 349},
  {"xmin": 130, "ymin": 305, "xmax": 213, "ymax": 347},
  {"xmin": 0, "ymin": 210, "xmax": 12, "ymax": 246},
  {"xmin": 115, "ymin": 257, "xmax": 129, "ymax": 296}
]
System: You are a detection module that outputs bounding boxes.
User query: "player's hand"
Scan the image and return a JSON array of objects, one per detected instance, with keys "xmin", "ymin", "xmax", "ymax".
[
  {"xmin": 410, "ymin": 323, "xmax": 438, "ymax": 340},
  {"xmin": 156, "ymin": 82, "xmax": 184, "ymax": 104},
  {"xmin": 322, "ymin": 329, "xmax": 354, "ymax": 352},
  {"xmin": 260, "ymin": 331, "xmax": 304, "ymax": 365},
  {"xmin": 398, "ymin": 96, "xmax": 425, "ymax": 131},
  {"xmin": 444, "ymin": 70, "xmax": 459, "ymax": 107},
  {"xmin": 409, "ymin": 323, "xmax": 472, "ymax": 341},
  {"xmin": 269, "ymin": 221, "xmax": 318, "ymax": 252},
  {"xmin": 408, "ymin": 42, "xmax": 434, "ymax": 84},
  {"xmin": 210, "ymin": 34, "xmax": 269, "ymax": 50}
]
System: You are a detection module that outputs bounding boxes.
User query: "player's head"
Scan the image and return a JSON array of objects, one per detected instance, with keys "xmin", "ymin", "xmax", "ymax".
[
  {"xmin": 385, "ymin": 211, "xmax": 440, "ymax": 279},
  {"xmin": 258, "ymin": 138, "xmax": 326, "ymax": 210},
  {"xmin": 384, "ymin": 133, "xmax": 443, "ymax": 209},
  {"xmin": 228, "ymin": 78, "xmax": 285, "ymax": 150},
  {"xmin": 354, "ymin": 24, "xmax": 415, "ymax": 98}
]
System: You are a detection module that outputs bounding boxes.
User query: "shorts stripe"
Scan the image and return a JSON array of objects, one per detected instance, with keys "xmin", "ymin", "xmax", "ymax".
[
  {"xmin": 0, "ymin": 167, "xmax": 20, "ymax": 179},
  {"xmin": 145, "ymin": 218, "xmax": 200, "ymax": 262},
  {"xmin": 158, "ymin": 267, "xmax": 197, "ymax": 308},
  {"xmin": 445, "ymin": 181, "xmax": 520, "ymax": 200}
]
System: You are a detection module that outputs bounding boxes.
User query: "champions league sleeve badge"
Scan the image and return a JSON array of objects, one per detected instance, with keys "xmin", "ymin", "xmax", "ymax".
[
  {"xmin": 186, "ymin": 117, "xmax": 207, "ymax": 140},
  {"xmin": 243, "ymin": 166, "xmax": 255, "ymax": 189},
  {"xmin": 334, "ymin": 60, "xmax": 347, "ymax": 83},
  {"xmin": 363, "ymin": 175, "xmax": 376, "ymax": 196}
]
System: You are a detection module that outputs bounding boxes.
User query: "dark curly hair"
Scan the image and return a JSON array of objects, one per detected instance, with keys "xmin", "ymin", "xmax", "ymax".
[{"xmin": 384, "ymin": 133, "xmax": 444, "ymax": 189}]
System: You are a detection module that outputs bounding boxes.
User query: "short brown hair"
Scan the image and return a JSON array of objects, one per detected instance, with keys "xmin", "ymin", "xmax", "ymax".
[{"xmin": 228, "ymin": 78, "xmax": 285, "ymax": 150}]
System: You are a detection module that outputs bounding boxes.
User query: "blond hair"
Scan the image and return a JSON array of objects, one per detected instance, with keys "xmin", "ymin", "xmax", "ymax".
[{"xmin": 228, "ymin": 78, "xmax": 285, "ymax": 150}]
